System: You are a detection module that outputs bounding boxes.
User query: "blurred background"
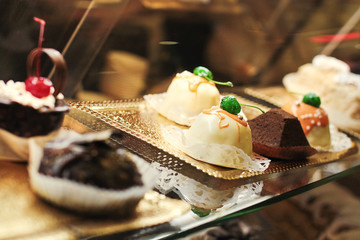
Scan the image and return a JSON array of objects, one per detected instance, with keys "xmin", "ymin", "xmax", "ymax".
[
  {"xmin": 0, "ymin": 0, "xmax": 359, "ymax": 99},
  {"xmin": 1, "ymin": 1, "xmax": 360, "ymax": 239}
]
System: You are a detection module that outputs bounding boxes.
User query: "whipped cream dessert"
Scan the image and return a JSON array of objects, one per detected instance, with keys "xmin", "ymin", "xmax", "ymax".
[
  {"xmin": 282, "ymin": 100, "xmax": 331, "ymax": 148},
  {"xmin": 283, "ymin": 55, "xmax": 360, "ymax": 130},
  {"xmin": 0, "ymin": 80, "xmax": 63, "ymax": 110},
  {"xmin": 184, "ymin": 106, "xmax": 252, "ymax": 157},
  {"xmin": 145, "ymin": 69, "xmax": 221, "ymax": 126},
  {"xmin": 160, "ymin": 71, "xmax": 220, "ymax": 124}
]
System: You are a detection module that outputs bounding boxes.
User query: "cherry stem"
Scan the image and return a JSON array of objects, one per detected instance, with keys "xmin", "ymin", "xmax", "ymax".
[
  {"xmin": 240, "ymin": 104, "xmax": 265, "ymax": 113},
  {"xmin": 203, "ymin": 76, "xmax": 233, "ymax": 87},
  {"xmin": 33, "ymin": 17, "xmax": 46, "ymax": 79}
]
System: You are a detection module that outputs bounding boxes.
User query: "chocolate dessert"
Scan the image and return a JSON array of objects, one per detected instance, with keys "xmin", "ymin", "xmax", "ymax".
[
  {"xmin": 39, "ymin": 136, "xmax": 143, "ymax": 190},
  {"xmin": 248, "ymin": 108, "xmax": 317, "ymax": 160},
  {"xmin": 29, "ymin": 130, "xmax": 155, "ymax": 215},
  {"xmin": 0, "ymin": 18, "xmax": 68, "ymax": 137}
]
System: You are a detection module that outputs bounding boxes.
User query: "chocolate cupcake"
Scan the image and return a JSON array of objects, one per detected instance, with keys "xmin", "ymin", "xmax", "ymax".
[
  {"xmin": 29, "ymin": 130, "xmax": 157, "ymax": 215},
  {"xmin": 0, "ymin": 18, "xmax": 68, "ymax": 137},
  {"xmin": 248, "ymin": 108, "xmax": 317, "ymax": 160}
]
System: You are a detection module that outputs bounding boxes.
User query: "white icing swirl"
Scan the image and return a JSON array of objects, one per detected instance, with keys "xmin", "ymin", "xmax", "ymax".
[
  {"xmin": 312, "ymin": 55, "xmax": 350, "ymax": 72},
  {"xmin": 0, "ymin": 80, "xmax": 60, "ymax": 109}
]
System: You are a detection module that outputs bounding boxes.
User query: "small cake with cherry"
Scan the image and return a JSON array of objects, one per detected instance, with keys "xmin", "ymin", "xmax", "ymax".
[{"xmin": 0, "ymin": 17, "xmax": 68, "ymax": 137}]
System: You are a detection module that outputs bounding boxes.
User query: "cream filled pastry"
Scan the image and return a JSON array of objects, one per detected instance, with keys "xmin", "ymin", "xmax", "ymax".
[
  {"xmin": 145, "ymin": 66, "xmax": 232, "ymax": 126},
  {"xmin": 184, "ymin": 106, "xmax": 253, "ymax": 158},
  {"xmin": 162, "ymin": 96, "xmax": 270, "ymax": 171},
  {"xmin": 282, "ymin": 93, "xmax": 331, "ymax": 148}
]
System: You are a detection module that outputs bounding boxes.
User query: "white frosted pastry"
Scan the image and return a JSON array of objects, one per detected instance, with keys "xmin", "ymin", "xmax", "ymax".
[
  {"xmin": 283, "ymin": 55, "xmax": 360, "ymax": 130},
  {"xmin": 184, "ymin": 106, "xmax": 253, "ymax": 157},
  {"xmin": 145, "ymin": 70, "xmax": 220, "ymax": 126},
  {"xmin": 282, "ymin": 100, "xmax": 331, "ymax": 148}
]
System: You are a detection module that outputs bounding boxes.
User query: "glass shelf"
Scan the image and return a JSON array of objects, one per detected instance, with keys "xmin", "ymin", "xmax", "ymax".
[{"xmin": 63, "ymin": 86, "xmax": 360, "ymax": 240}]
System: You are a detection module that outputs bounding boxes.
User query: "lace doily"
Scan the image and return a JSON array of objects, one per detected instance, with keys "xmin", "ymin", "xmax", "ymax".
[
  {"xmin": 151, "ymin": 162, "xmax": 263, "ymax": 210},
  {"xmin": 161, "ymin": 125, "xmax": 270, "ymax": 171}
]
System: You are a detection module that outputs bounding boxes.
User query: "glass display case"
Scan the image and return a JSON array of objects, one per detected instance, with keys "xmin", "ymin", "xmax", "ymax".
[{"xmin": 0, "ymin": 0, "xmax": 359, "ymax": 239}]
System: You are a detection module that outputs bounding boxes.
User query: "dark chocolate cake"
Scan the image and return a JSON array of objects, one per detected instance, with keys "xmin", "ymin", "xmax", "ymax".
[
  {"xmin": 39, "ymin": 137, "xmax": 143, "ymax": 190},
  {"xmin": 248, "ymin": 108, "xmax": 317, "ymax": 160},
  {"xmin": 0, "ymin": 48, "xmax": 69, "ymax": 137},
  {"xmin": 0, "ymin": 99, "xmax": 68, "ymax": 137}
]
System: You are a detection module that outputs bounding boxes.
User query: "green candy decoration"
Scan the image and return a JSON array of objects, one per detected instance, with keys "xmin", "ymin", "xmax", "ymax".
[
  {"xmin": 220, "ymin": 96, "xmax": 241, "ymax": 115},
  {"xmin": 193, "ymin": 66, "xmax": 233, "ymax": 87},
  {"xmin": 193, "ymin": 66, "xmax": 213, "ymax": 80},
  {"xmin": 302, "ymin": 93, "xmax": 321, "ymax": 108}
]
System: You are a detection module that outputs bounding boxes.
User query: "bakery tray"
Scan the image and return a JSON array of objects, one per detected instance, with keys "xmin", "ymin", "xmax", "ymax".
[{"xmin": 65, "ymin": 93, "xmax": 358, "ymax": 183}]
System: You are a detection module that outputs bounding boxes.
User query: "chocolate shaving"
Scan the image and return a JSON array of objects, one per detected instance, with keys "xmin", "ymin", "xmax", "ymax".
[{"xmin": 27, "ymin": 48, "xmax": 67, "ymax": 97}]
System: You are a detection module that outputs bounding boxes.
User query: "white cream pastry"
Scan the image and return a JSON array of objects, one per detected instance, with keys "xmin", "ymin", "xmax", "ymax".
[
  {"xmin": 145, "ymin": 69, "xmax": 221, "ymax": 126},
  {"xmin": 184, "ymin": 106, "xmax": 253, "ymax": 158},
  {"xmin": 283, "ymin": 55, "xmax": 360, "ymax": 131},
  {"xmin": 160, "ymin": 71, "xmax": 220, "ymax": 124},
  {"xmin": 181, "ymin": 105, "xmax": 270, "ymax": 170}
]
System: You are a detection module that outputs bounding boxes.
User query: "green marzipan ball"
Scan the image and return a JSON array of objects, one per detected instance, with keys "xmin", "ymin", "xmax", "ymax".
[
  {"xmin": 193, "ymin": 66, "xmax": 213, "ymax": 80},
  {"xmin": 302, "ymin": 93, "xmax": 321, "ymax": 107},
  {"xmin": 220, "ymin": 96, "xmax": 241, "ymax": 115}
]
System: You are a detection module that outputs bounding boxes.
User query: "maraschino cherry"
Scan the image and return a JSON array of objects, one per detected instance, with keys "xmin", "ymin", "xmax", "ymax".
[{"xmin": 25, "ymin": 17, "xmax": 53, "ymax": 98}]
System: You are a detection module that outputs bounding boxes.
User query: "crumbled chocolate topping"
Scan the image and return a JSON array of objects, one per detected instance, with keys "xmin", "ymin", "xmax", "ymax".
[{"xmin": 39, "ymin": 138, "xmax": 143, "ymax": 190}]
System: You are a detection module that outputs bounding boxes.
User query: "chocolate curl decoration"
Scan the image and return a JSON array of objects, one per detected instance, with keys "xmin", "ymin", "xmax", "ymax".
[{"xmin": 27, "ymin": 48, "xmax": 67, "ymax": 97}]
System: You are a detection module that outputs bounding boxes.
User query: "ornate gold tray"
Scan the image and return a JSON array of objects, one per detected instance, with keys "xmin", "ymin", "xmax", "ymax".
[{"xmin": 65, "ymin": 93, "xmax": 358, "ymax": 184}]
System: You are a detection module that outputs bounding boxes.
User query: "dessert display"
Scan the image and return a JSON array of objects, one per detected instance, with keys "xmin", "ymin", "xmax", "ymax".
[
  {"xmin": 28, "ymin": 130, "xmax": 157, "ymax": 215},
  {"xmin": 144, "ymin": 66, "xmax": 232, "ymax": 126},
  {"xmin": 162, "ymin": 96, "xmax": 270, "ymax": 171},
  {"xmin": 248, "ymin": 108, "xmax": 317, "ymax": 160},
  {"xmin": 283, "ymin": 54, "xmax": 360, "ymax": 131},
  {"xmin": 0, "ymin": 17, "xmax": 68, "ymax": 137}
]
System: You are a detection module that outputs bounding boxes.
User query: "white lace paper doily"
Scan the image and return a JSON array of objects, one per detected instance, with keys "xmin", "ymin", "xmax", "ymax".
[
  {"xmin": 151, "ymin": 162, "xmax": 263, "ymax": 210},
  {"xmin": 161, "ymin": 125, "xmax": 270, "ymax": 171}
]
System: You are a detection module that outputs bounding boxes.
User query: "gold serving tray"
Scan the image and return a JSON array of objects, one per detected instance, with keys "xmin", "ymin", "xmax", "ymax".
[{"xmin": 65, "ymin": 93, "xmax": 358, "ymax": 184}]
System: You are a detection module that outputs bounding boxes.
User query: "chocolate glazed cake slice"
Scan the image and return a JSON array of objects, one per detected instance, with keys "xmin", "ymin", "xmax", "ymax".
[{"xmin": 248, "ymin": 108, "xmax": 317, "ymax": 160}]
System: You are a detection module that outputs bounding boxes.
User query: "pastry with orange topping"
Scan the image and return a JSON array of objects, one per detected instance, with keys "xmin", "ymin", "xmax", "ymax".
[
  {"xmin": 282, "ymin": 93, "xmax": 331, "ymax": 148},
  {"xmin": 162, "ymin": 96, "xmax": 270, "ymax": 171},
  {"xmin": 145, "ymin": 66, "xmax": 232, "ymax": 126}
]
